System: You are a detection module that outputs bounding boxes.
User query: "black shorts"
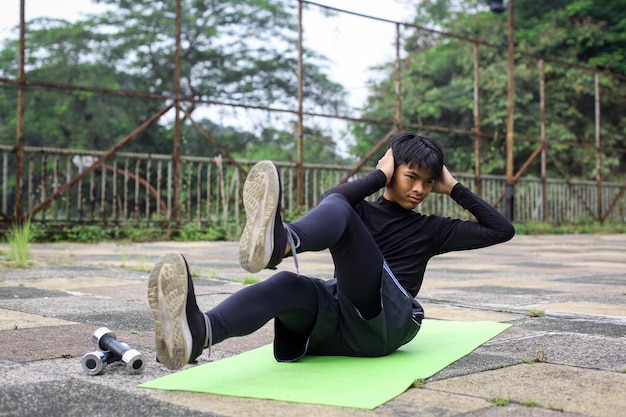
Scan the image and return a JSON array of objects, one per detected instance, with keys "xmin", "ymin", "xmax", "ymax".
[{"xmin": 274, "ymin": 262, "xmax": 424, "ymax": 362}]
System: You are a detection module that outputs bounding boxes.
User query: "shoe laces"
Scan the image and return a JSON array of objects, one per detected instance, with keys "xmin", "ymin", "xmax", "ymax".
[
  {"xmin": 204, "ymin": 314, "xmax": 212, "ymax": 356},
  {"xmin": 284, "ymin": 223, "xmax": 301, "ymax": 276}
]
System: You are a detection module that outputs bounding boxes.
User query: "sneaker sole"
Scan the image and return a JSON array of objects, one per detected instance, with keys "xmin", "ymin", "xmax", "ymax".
[
  {"xmin": 239, "ymin": 161, "xmax": 280, "ymax": 273},
  {"xmin": 148, "ymin": 253, "xmax": 193, "ymax": 370}
]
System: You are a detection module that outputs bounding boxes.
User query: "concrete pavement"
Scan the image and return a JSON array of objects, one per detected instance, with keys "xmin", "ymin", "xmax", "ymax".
[{"xmin": 0, "ymin": 234, "xmax": 624, "ymax": 416}]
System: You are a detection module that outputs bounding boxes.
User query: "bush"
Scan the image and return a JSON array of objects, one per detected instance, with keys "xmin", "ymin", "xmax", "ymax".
[
  {"xmin": 514, "ymin": 221, "xmax": 626, "ymax": 235},
  {"xmin": 22, "ymin": 221, "xmax": 241, "ymax": 243}
]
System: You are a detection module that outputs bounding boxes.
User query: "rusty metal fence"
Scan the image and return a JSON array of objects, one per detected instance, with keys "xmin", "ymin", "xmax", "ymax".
[
  {"xmin": 1, "ymin": 0, "xmax": 626, "ymax": 227},
  {"xmin": 3, "ymin": 145, "xmax": 623, "ymax": 226}
]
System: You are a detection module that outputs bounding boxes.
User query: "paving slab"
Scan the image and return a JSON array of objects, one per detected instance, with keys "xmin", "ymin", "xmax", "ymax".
[
  {"xmin": 458, "ymin": 404, "xmax": 587, "ymax": 416},
  {"xmin": 0, "ymin": 324, "xmax": 102, "ymax": 361},
  {"xmin": 0, "ymin": 308, "xmax": 77, "ymax": 330},
  {"xmin": 0, "ymin": 378, "xmax": 213, "ymax": 417},
  {"xmin": 521, "ymin": 301, "xmax": 626, "ymax": 318},
  {"xmin": 0, "ymin": 234, "xmax": 624, "ymax": 417},
  {"xmin": 425, "ymin": 363, "xmax": 626, "ymax": 417},
  {"xmin": 421, "ymin": 303, "xmax": 518, "ymax": 322}
]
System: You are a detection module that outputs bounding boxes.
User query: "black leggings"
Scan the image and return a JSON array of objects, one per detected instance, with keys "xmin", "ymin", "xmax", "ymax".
[{"xmin": 206, "ymin": 193, "xmax": 384, "ymax": 345}]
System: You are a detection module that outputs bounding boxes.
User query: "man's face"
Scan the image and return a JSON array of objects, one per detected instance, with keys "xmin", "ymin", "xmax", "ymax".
[{"xmin": 383, "ymin": 163, "xmax": 436, "ymax": 210}]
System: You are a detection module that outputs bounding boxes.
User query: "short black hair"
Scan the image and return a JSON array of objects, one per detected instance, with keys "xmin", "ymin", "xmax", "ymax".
[{"xmin": 388, "ymin": 131, "xmax": 444, "ymax": 178}]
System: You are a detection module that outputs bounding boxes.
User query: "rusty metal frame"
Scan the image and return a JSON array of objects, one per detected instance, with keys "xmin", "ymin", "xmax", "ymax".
[
  {"xmin": 3, "ymin": 0, "xmax": 625, "ymax": 225},
  {"xmin": 26, "ymin": 104, "xmax": 175, "ymax": 220}
]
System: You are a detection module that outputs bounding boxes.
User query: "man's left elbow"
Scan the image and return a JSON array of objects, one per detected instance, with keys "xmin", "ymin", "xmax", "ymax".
[{"xmin": 500, "ymin": 222, "xmax": 516, "ymax": 242}]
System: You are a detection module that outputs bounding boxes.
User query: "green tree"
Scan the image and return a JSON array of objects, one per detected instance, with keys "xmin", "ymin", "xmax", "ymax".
[
  {"xmin": 0, "ymin": 19, "xmax": 167, "ymax": 151},
  {"xmin": 514, "ymin": 0, "xmax": 626, "ymax": 75},
  {"xmin": 351, "ymin": 0, "xmax": 626, "ymax": 180},
  {"xmin": 89, "ymin": 0, "xmax": 349, "ymax": 158},
  {"xmin": 182, "ymin": 120, "xmax": 349, "ymax": 165},
  {"xmin": 0, "ymin": 0, "xmax": 350, "ymax": 161}
]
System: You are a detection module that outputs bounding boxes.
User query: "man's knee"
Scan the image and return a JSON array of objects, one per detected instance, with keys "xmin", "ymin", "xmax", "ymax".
[
  {"xmin": 266, "ymin": 271, "xmax": 299, "ymax": 286},
  {"xmin": 265, "ymin": 272, "xmax": 317, "ymax": 307},
  {"xmin": 322, "ymin": 192, "xmax": 349, "ymax": 205},
  {"xmin": 319, "ymin": 193, "xmax": 353, "ymax": 216}
]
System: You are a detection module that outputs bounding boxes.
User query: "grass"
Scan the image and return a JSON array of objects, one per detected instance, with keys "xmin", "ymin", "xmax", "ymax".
[
  {"xmin": 119, "ymin": 252, "xmax": 151, "ymax": 272},
  {"xmin": 242, "ymin": 276, "xmax": 261, "ymax": 285},
  {"xmin": 521, "ymin": 399, "xmax": 542, "ymax": 407},
  {"xmin": 490, "ymin": 396, "xmax": 510, "ymax": 407},
  {"xmin": 491, "ymin": 396, "xmax": 543, "ymax": 409},
  {"xmin": 525, "ymin": 309, "xmax": 546, "ymax": 317},
  {"xmin": 412, "ymin": 378, "xmax": 425, "ymax": 388},
  {"xmin": 521, "ymin": 346, "xmax": 546, "ymax": 364},
  {"xmin": 7, "ymin": 218, "xmax": 34, "ymax": 268}
]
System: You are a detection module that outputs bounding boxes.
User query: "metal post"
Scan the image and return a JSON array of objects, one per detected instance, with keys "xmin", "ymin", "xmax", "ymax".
[
  {"xmin": 394, "ymin": 23, "xmax": 402, "ymax": 131},
  {"xmin": 473, "ymin": 42, "xmax": 482, "ymax": 195},
  {"xmin": 539, "ymin": 59, "xmax": 547, "ymax": 221},
  {"xmin": 594, "ymin": 73, "xmax": 602, "ymax": 223},
  {"xmin": 504, "ymin": 0, "xmax": 515, "ymax": 221},
  {"xmin": 172, "ymin": 0, "xmax": 183, "ymax": 222},
  {"xmin": 296, "ymin": 0, "xmax": 304, "ymax": 208},
  {"xmin": 14, "ymin": 0, "xmax": 26, "ymax": 220}
]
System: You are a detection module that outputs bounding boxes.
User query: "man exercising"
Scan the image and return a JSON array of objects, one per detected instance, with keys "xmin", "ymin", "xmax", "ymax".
[{"xmin": 148, "ymin": 130, "xmax": 515, "ymax": 370}]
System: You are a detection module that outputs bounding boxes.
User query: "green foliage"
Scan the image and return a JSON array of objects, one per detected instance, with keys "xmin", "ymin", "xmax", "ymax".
[
  {"xmin": 88, "ymin": 0, "xmax": 348, "ymax": 160},
  {"xmin": 516, "ymin": 0, "xmax": 626, "ymax": 74},
  {"xmin": 521, "ymin": 399, "xmax": 542, "ymax": 408},
  {"xmin": 170, "ymin": 222, "xmax": 228, "ymax": 242},
  {"xmin": 412, "ymin": 378, "xmax": 425, "ymax": 388},
  {"xmin": 490, "ymin": 396, "xmax": 511, "ymax": 407},
  {"xmin": 0, "ymin": 0, "xmax": 350, "ymax": 163},
  {"xmin": 521, "ymin": 346, "xmax": 547, "ymax": 363},
  {"xmin": 65, "ymin": 225, "xmax": 111, "ymax": 243},
  {"xmin": 525, "ymin": 309, "xmax": 546, "ymax": 317},
  {"xmin": 533, "ymin": 347, "xmax": 547, "ymax": 363},
  {"xmin": 351, "ymin": 0, "xmax": 626, "ymax": 180},
  {"xmin": 6, "ymin": 218, "xmax": 34, "ymax": 268},
  {"xmin": 117, "ymin": 225, "xmax": 170, "ymax": 243},
  {"xmin": 514, "ymin": 221, "xmax": 626, "ymax": 234},
  {"xmin": 186, "ymin": 123, "xmax": 350, "ymax": 164},
  {"xmin": 242, "ymin": 276, "xmax": 261, "ymax": 285},
  {"xmin": 0, "ymin": 20, "xmax": 166, "ymax": 152},
  {"xmin": 33, "ymin": 222, "xmax": 233, "ymax": 243}
]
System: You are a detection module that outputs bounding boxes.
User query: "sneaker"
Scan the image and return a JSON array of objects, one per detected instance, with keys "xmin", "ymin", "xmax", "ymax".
[
  {"xmin": 148, "ymin": 253, "xmax": 210, "ymax": 370},
  {"xmin": 239, "ymin": 161, "xmax": 287, "ymax": 273}
]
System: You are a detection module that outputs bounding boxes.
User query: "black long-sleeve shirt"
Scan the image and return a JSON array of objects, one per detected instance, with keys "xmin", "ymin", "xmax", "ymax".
[{"xmin": 321, "ymin": 169, "xmax": 515, "ymax": 297}]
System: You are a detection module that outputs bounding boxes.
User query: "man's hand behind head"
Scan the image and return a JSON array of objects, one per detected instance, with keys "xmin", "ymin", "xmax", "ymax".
[
  {"xmin": 376, "ymin": 148, "xmax": 395, "ymax": 185},
  {"xmin": 432, "ymin": 165, "xmax": 459, "ymax": 195}
]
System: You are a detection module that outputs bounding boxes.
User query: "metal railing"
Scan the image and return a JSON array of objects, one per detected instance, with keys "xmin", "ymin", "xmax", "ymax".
[{"xmin": 2, "ymin": 146, "xmax": 623, "ymax": 226}]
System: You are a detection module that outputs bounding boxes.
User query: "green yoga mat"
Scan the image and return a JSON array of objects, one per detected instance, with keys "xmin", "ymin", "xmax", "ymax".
[{"xmin": 139, "ymin": 319, "xmax": 510, "ymax": 409}]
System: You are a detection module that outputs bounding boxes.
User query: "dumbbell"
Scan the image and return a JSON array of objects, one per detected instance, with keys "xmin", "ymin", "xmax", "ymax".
[
  {"xmin": 91, "ymin": 327, "xmax": 146, "ymax": 374},
  {"xmin": 80, "ymin": 342, "xmax": 132, "ymax": 375}
]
